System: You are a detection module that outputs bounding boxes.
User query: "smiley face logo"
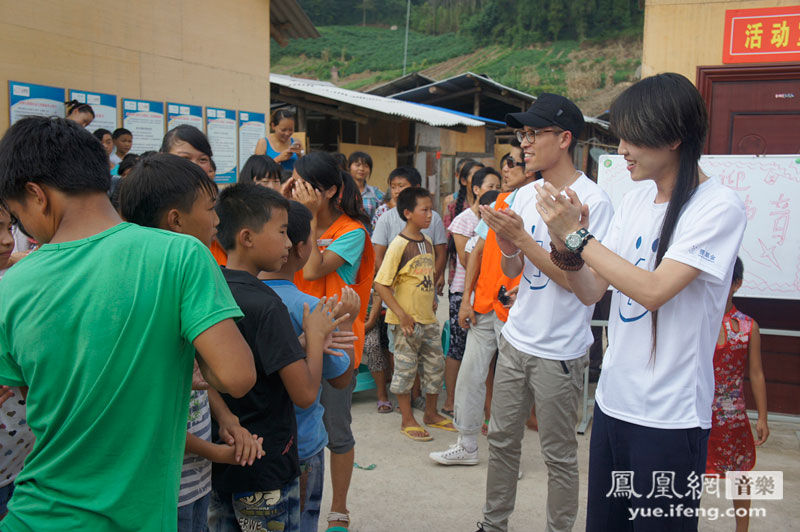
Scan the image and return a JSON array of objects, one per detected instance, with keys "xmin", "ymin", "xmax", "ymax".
[
  {"xmin": 618, "ymin": 236, "xmax": 658, "ymax": 323},
  {"xmin": 523, "ymin": 224, "xmax": 550, "ymax": 291}
]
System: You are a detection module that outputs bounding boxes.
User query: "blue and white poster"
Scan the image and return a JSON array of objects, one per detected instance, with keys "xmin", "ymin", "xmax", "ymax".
[
  {"xmin": 207, "ymin": 107, "xmax": 237, "ymax": 184},
  {"xmin": 122, "ymin": 99, "xmax": 165, "ymax": 154},
  {"xmin": 9, "ymin": 81, "xmax": 65, "ymax": 125},
  {"xmin": 70, "ymin": 89, "xmax": 117, "ymax": 131},
  {"xmin": 167, "ymin": 103, "xmax": 203, "ymax": 131},
  {"xmin": 238, "ymin": 111, "xmax": 266, "ymax": 167}
]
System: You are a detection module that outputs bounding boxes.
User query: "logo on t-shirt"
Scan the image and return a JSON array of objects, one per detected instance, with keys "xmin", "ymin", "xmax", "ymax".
[
  {"xmin": 523, "ymin": 224, "xmax": 549, "ymax": 291},
  {"xmin": 618, "ymin": 236, "xmax": 658, "ymax": 323}
]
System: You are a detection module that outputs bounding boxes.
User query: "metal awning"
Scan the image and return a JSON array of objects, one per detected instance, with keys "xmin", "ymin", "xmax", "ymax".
[
  {"xmin": 270, "ymin": 0, "xmax": 320, "ymax": 47},
  {"xmin": 271, "ymin": 74, "xmax": 486, "ymax": 128}
]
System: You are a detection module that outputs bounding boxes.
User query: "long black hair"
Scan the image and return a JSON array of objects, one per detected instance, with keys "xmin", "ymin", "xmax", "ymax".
[
  {"xmin": 239, "ymin": 155, "xmax": 283, "ymax": 184},
  {"xmin": 610, "ymin": 72, "xmax": 708, "ymax": 358},
  {"xmin": 294, "ymin": 151, "xmax": 371, "ymax": 228},
  {"xmin": 454, "ymin": 160, "xmax": 484, "ymax": 216},
  {"xmin": 65, "ymin": 100, "xmax": 95, "ymax": 118},
  {"xmin": 160, "ymin": 125, "xmax": 213, "ymax": 157},
  {"xmin": 470, "ymin": 167, "xmax": 501, "ymax": 196},
  {"xmin": 270, "ymin": 108, "xmax": 295, "ymax": 128}
]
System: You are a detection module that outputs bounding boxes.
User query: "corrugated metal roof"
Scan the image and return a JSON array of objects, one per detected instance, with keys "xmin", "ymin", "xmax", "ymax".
[
  {"xmin": 415, "ymin": 103, "xmax": 506, "ymax": 127},
  {"xmin": 391, "ymin": 71, "xmax": 609, "ymax": 130},
  {"xmin": 365, "ymin": 72, "xmax": 435, "ymax": 97},
  {"xmin": 270, "ymin": 74, "xmax": 486, "ymax": 128},
  {"xmin": 270, "ymin": 0, "xmax": 320, "ymax": 46},
  {"xmin": 392, "ymin": 71, "xmax": 535, "ymax": 104}
]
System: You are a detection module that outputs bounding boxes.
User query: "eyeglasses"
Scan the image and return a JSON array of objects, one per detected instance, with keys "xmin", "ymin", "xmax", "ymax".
[
  {"xmin": 504, "ymin": 158, "xmax": 525, "ymax": 169},
  {"xmin": 515, "ymin": 128, "xmax": 561, "ymax": 144}
]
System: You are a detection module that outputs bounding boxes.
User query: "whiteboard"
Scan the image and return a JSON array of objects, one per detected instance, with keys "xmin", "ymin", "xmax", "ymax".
[{"xmin": 598, "ymin": 154, "xmax": 800, "ymax": 300}]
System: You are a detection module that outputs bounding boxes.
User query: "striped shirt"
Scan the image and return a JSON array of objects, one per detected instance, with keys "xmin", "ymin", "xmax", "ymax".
[
  {"xmin": 447, "ymin": 208, "xmax": 480, "ymax": 294},
  {"xmin": 178, "ymin": 390, "xmax": 212, "ymax": 507}
]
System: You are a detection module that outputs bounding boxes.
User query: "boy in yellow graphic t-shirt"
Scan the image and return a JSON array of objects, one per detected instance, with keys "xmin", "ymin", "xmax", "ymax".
[{"xmin": 375, "ymin": 187, "xmax": 455, "ymax": 442}]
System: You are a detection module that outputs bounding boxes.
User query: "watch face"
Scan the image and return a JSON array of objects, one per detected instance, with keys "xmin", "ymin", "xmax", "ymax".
[{"xmin": 565, "ymin": 233, "xmax": 582, "ymax": 251}]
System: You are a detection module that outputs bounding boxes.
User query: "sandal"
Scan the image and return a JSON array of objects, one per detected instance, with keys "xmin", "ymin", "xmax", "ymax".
[
  {"xmin": 377, "ymin": 400, "xmax": 393, "ymax": 413},
  {"xmin": 425, "ymin": 418, "xmax": 457, "ymax": 432},
  {"xmin": 400, "ymin": 426, "xmax": 433, "ymax": 441},
  {"xmin": 326, "ymin": 511, "xmax": 350, "ymax": 531},
  {"xmin": 440, "ymin": 407, "xmax": 454, "ymax": 417}
]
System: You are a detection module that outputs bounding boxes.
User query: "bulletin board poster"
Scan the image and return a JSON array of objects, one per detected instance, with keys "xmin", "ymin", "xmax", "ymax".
[
  {"xmin": 70, "ymin": 89, "xmax": 117, "ymax": 131},
  {"xmin": 122, "ymin": 99, "xmax": 165, "ymax": 154},
  {"xmin": 9, "ymin": 81, "xmax": 65, "ymax": 125},
  {"xmin": 238, "ymin": 111, "xmax": 266, "ymax": 167},
  {"xmin": 167, "ymin": 103, "xmax": 203, "ymax": 131},
  {"xmin": 207, "ymin": 108, "xmax": 237, "ymax": 184}
]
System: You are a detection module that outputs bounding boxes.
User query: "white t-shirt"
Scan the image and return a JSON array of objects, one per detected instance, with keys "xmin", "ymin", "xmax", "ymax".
[
  {"xmin": 501, "ymin": 174, "xmax": 614, "ymax": 360},
  {"xmin": 595, "ymin": 178, "xmax": 746, "ymax": 430},
  {"xmin": 371, "ymin": 206, "xmax": 447, "ymax": 248}
]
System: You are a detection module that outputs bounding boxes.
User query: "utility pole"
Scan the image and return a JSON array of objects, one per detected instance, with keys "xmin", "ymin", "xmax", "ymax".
[{"xmin": 402, "ymin": 0, "xmax": 410, "ymax": 75}]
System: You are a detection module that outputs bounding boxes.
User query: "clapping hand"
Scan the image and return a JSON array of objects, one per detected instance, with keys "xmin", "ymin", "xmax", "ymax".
[{"xmin": 534, "ymin": 182, "xmax": 588, "ymax": 243}]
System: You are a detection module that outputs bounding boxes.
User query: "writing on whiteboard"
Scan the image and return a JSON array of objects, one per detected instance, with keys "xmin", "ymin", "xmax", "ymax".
[{"xmin": 598, "ymin": 154, "xmax": 800, "ymax": 300}]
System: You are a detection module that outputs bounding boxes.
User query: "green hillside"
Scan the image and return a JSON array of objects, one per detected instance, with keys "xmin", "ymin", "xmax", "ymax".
[{"xmin": 271, "ymin": 25, "xmax": 642, "ymax": 115}]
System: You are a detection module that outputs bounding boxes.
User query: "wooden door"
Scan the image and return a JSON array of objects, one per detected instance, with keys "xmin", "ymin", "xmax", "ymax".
[{"xmin": 698, "ymin": 64, "xmax": 800, "ymax": 415}]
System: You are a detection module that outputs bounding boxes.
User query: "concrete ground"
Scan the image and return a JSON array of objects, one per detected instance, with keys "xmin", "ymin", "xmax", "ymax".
[{"xmin": 321, "ymin": 391, "xmax": 800, "ymax": 532}]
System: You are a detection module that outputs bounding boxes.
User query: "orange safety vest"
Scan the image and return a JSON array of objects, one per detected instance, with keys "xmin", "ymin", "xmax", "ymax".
[
  {"xmin": 472, "ymin": 192, "xmax": 521, "ymax": 323},
  {"xmin": 294, "ymin": 214, "xmax": 375, "ymax": 366},
  {"xmin": 209, "ymin": 239, "xmax": 228, "ymax": 267}
]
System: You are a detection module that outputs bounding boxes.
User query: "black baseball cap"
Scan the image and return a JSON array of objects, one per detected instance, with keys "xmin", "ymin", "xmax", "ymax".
[{"xmin": 506, "ymin": 93, "xmax": 585, "ymax": 138}]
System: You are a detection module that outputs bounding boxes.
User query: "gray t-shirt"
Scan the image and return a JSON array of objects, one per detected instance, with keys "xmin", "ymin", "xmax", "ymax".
[{"xmin": 371, "ymin": 207, "xmax": 447, "ymax": 247}]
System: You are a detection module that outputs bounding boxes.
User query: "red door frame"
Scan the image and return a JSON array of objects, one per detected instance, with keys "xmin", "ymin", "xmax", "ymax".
[{"xmin": 696, "ymin": 63, "xmax": 800, "ymax": 153}]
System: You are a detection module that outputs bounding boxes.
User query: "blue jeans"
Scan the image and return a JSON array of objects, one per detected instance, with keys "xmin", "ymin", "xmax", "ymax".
[
  {"xmin": 208, "ymin": 477, "xmax": 301, "ymax": 532},
  {"xmin": 586, "ymin": 404, "xmax": 709, "ymax": 532},
  {"xmin": 178, "ymin": 492, "xmax": 210, "ymax": 532},
  {"xmin": 298, "ymin": 450, "xmax": 325, "ymax": 532}
]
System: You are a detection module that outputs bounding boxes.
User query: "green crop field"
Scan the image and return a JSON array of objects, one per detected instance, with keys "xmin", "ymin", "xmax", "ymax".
[{"xmin": 271, "ymin": 25, "xmax": 642, "ymax": 111}]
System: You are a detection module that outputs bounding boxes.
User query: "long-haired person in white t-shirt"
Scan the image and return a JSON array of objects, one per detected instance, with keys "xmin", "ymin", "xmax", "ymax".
[{"xmin": 536, "ymin": 73, "xmax": 746, "ymax": 531}]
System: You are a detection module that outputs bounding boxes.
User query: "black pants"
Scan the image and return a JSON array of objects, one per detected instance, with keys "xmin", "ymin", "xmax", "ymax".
[{"xmin": 586, "ymin": 404, "xmax": 709, "ymax": 531}]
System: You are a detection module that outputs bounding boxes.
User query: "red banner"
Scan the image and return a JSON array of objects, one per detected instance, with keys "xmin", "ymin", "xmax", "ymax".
[{"xmin": 723, "ymin": 7, "xmax": 800, "ymax": 64}]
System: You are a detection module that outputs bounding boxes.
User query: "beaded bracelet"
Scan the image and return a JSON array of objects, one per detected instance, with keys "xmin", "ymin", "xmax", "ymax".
[{"xmin": 549, "ymin": 242, "xmax": 584, "ymax": 271}]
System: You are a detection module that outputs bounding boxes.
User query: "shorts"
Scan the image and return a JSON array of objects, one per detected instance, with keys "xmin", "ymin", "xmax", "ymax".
[
  {"xmin": 321, "ymin": 369, "xmax": 357, "ymax": 454},
  {"xmin": 208, "ymin": 478, "xmax": 300, "ymax": 532},
  {"xmin": 389, "ymin": 323, "xmax": 445, "ymax": 395}
]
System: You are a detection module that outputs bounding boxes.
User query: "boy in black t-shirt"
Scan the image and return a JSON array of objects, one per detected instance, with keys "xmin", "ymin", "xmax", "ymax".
[{"xmin": 210, "ymin": 183, "xmax": 348, "ymax": 531}]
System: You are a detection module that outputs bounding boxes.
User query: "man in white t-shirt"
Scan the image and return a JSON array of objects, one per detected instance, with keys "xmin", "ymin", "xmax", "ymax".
[{"xmin": 475, "ymin": 94, "xmax": 614, "ymax": 532}]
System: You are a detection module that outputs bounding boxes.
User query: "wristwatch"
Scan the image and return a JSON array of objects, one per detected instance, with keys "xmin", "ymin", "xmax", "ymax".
[{"xmin": 564, "ymin": 228, "xmax": 594, "ymax": 254}]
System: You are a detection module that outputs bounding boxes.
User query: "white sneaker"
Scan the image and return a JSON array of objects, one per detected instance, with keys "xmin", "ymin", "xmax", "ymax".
[{"xmin": 428, "ymin": 441, "xmax": 479, "ymax": 465}]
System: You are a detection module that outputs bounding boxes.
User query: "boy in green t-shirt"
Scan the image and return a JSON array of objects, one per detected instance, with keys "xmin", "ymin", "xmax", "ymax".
[
  {"xmin": 374, "ymin": 187, "xmax": 454, "ymax": 442},
  {"xmin": 0, "ymin": 117, "xmax": 257, "ymax": 532},
  {"xmin": 118, "ymin": 153, "xmax": 266, "ymax": 531}
]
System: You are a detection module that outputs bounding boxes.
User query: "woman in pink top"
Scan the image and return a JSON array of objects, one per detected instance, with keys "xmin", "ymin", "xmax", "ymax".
[{"xmin": 442, "ymin": 167, "xmax": 501, "ymax": 416}]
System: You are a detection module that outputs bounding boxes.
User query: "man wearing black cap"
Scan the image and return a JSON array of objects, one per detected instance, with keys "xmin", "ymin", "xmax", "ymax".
[{"xmin": 475, "ymin": 94, "xmax": 615, "ymax": 532}]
